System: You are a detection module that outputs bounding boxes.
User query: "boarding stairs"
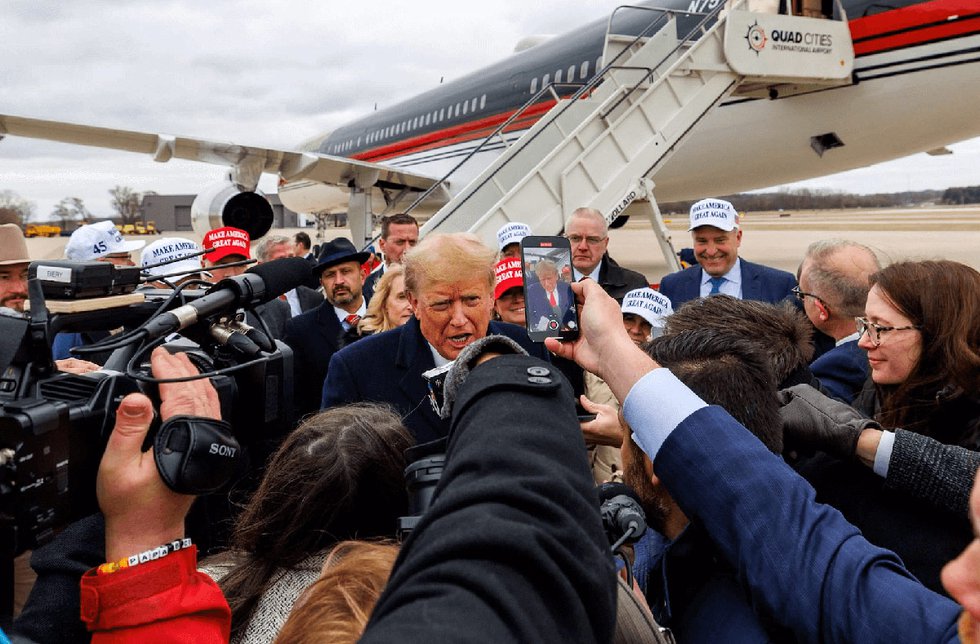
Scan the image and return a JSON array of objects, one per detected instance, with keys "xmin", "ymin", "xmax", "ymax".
[{"xmin": 416, "ymin": 0, "xmax": 854, "ymax": 271}]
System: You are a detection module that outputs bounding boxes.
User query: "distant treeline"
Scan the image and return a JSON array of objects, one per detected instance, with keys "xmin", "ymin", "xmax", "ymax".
[{"xmin": 661, "ymin": 185, "xmax": 980, "ymax": 213}]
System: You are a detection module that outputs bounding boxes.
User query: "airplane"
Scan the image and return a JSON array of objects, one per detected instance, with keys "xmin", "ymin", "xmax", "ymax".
[{"xmin": 1, "ymin": 0, "xmax": 977, "ymax": 246}]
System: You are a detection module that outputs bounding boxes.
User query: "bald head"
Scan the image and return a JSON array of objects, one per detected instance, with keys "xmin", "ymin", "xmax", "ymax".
[{"xmin": 800, "ymin": 240, "xmax": 880, "ymax": 337}]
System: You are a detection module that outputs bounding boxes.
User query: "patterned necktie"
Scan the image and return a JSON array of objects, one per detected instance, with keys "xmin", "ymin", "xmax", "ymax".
[
  {"xmin": 709, "ymin": 276, "xmax": 725, "ymax": 295},
  {"xmin": 345, "ymin": 314, "xmax": 361, "ymax": 327},
  {"xmin": 549, "ymin": 291, "xmax": 557, "ymax": 307}
]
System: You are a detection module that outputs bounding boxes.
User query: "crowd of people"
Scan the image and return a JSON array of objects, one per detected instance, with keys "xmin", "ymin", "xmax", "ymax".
[{"xmin": 2, "ymin": 196, "xmax": 979, "ymax": 644}]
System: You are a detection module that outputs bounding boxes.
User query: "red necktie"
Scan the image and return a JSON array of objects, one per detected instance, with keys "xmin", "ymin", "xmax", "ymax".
[
  {"xmin": 549, "ymin": 291, "xmax": 557, "ymax": 306},
  {"xmin": 345, "ymin": 314, "xmax": 361, "ymax": 327}
]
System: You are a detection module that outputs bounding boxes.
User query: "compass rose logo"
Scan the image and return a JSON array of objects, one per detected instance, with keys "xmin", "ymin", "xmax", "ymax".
[{"xmin": 745, "ymin": 21, "xmax": 766, "ymax": 54}]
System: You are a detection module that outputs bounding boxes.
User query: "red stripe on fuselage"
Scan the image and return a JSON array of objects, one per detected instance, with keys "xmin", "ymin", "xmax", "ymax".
[
  {"xmin": 850, "ymin": 0, "xmax": 980, "ymax": 55},
  {"xmin": 353, "ymin": 100, "xmax": 558, "ymax": 163}
]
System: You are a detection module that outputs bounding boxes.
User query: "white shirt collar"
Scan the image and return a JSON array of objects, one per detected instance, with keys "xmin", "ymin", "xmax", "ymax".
[
  {"xmin": 836, "ymin": 331, "xmax": 861, "ymax": 346},
  {"xmin": 700, "ymin": 257, "xmax": 742, "ymax": 287},
  {"xmin": 333, "ymin": 299, "xmax": 367, "ymax": 327},
  {"xmin": 427, "ymin": 342, "xmax": 453, "ymax": 367},
  {"xmin": 572, "ymin": 260, "xmax": 602, "ymax": 283}
]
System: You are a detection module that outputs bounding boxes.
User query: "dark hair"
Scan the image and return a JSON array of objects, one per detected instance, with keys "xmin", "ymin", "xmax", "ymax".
[
  {"xmin": 294, "ymin": 231, "xmax": 312, "ymax": 251},
  {"xmin": 646, "ymin": 329, "xmax": 783, "ymax": 453},
  {"xmin": 664, "ymin": 295, "xmax": 813, "ymax": 387},
  {"xmin": 380, "ymin": 213, "xmax": 419, "ymax": 240},
  {"xmin": 869, "ymin": 260, "xmax": 980, "ymax": 439},
  {"xmin": 219, "ymin": 403, "xmax": 413, "ymax": 639}
]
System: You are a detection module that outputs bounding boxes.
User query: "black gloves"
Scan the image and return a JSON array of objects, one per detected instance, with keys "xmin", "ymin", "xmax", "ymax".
[{"xmin": 778, "ymin": 384, "xmax": 880, "ymax": 461}]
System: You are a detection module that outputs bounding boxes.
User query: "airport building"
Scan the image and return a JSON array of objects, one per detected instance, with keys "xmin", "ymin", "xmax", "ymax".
[{"xmin": 141, "ymin": 194, "xmax": 303, "ymax": 233}]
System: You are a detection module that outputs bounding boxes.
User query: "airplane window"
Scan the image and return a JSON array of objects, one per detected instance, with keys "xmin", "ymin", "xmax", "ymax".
[
  {"xmin": 455, "ymin": 103, "xmax": 461, "ymax": 117},
  {"xmin": 439, "ymin": 108, "xmax": 445, "ymax": 121},
  {"xmin": 470, "ymin": 97, "xmax": 476, "ymax": 112},
  {"xmin": 357, "ymin": 137, "xmax": 361, "ymax": 146},
  {"xmin": 462, "ymin": 100, "xmax": 468, "ymax": 115},
  {"xmin": 555, "ymin": 69, "xmax": 562, "ymax": 83},
  {"xmin": 480, "ymin": 94, "xmax": 486, "ymax": 109},
  {"xmin": 596, "ymin": 56, "xmax": 602, "ymax": 73},
  {"xmin": 530, "ymin": 78, "xmax": 537, "ymax": 94},
  {"xmin": 581, "ymin": 61, "xmax": 588, "ymax": 79},
  {"xmin": 568, "ymin": 66, "xmax": 575, "ymax": 83},
  {"xmin": 543, "ymin": 73, "xmax": 550, "ymax": 87}
]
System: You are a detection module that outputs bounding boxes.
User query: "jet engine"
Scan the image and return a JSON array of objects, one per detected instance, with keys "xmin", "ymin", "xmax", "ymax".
[{"xmin": 191, "ymin": 179, "xmax": 275, "ymax": 241}]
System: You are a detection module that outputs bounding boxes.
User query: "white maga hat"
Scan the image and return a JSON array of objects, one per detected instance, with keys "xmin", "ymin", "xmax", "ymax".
[
  {"xmin": 621, "ymin": 287, "xmax": 673, "ymax": 328},
  {"xmin": 688, "ymin": 198, "xmax": 739, "ymax": 232},
  {"xmin": 140, "ymin": 237, "xmax": 203, "ymax": 278},
  {"xmin": 496, "ymin": 222, "xmax": 532, "ymax": 250}
]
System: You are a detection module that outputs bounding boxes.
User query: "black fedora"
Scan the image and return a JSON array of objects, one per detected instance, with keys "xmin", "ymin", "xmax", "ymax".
[{"xmin": 314, "ymin": 237, "xmax": 371, "ymax": 276}]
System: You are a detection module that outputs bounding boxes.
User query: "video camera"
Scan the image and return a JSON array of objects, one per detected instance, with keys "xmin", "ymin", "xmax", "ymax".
[{"xmin": 0, "ymin": 256, "xmax": 310, "ymax": 558}]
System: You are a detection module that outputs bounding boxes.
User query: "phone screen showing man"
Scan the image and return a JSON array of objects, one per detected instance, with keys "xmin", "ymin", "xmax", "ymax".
[{"xmin": 520, "ymin": 236, "xmax": 579, "ymax": 342}]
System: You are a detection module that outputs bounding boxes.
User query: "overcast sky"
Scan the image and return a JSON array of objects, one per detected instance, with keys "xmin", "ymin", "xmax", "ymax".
[{"xmin": 2, "ymin": 0, "xmax": 979, "ymax": 219}]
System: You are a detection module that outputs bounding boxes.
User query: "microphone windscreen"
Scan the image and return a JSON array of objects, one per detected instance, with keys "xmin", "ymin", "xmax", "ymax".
[
  {"xmin": 246, "ymin": 257, "xmax": 312, "ymax": 302},
  {"xmin": 597, "ymin": 481, "xmax": 643, "ymax": 507}
]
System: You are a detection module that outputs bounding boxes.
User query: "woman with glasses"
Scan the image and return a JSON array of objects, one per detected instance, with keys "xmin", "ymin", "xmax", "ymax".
[
  {"xmin": 854, "ymin": 260, "xmax": 980, "ymax": 447},
  {"xmin": 784, "ymin": 259, "xmax": 979, "ymax": 594}
]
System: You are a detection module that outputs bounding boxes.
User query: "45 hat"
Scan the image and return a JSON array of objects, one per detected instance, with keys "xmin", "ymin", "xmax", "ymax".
[{"xmin": 65, "ymin": 221, "xmax": 145, "ymax": 261}]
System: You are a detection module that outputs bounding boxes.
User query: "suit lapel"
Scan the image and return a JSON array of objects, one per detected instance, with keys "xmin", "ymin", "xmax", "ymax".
[
  {"xmin": 687, "ymin": 267, "xmax": 704, "ymax": 302},
  {"xmin": 396, "ymin": 318, "xmax": 435, "ymax": 405},
  {"xmin": 314, "ymin": 302, "xmax": 343, "ymax": 353},
  {"xmin": 740, "ymin": 260, "xmax": 761, "ymax": 301}
]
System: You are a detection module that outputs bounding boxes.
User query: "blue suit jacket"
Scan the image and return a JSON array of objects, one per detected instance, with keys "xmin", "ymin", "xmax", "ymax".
[
  {"xmin": 321, "ymin": 317, "xmax": 549, "ymax": 444},
  {"xmin": 658, "ymin": 259, "xmax": 797, "ymax": 310},
  {"xmin": 525, "ymin": 281, "xmax": 576, "ymax": 332},
  {"xmin": 284, "ymin": 300, "xmax": 346, "ymax": 417},
  {"xmin": 654, "ymin": 406, "xmax": 961, "ymax": 643},
  {"xmin": 810, "ymin": 339, "xmax": 870, "ymax": 404}
]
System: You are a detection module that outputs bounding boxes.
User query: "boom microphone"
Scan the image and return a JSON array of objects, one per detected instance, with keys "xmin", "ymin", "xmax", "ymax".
[
  {"xmin": 142, "ymin": 257, "xmax": 311, "ymax": 341},
  {"xmin": 598, "ymin": 482, "xmax": 647, "ymax": 550}
]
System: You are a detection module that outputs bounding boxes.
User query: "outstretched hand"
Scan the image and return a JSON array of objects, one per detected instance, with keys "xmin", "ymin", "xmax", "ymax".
[
  {"xmin": 545, "ymin": 279, "xmax": 659, "ymax": 403},
  {"xmin": 97, "ymin": 348, "xmax": 221, "ymax": 562},
  {"xmin": 578, "ymin": 395, "xmax": 625, "ymax": 447}
]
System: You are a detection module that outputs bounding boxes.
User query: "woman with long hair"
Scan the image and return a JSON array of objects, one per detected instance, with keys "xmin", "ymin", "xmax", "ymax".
[
  {"xmin": 357, "ymin": 264, "xmax": 413, "ymax": 336},
  {"xmin": 204, "ymin": 403, "xmax": 413, "ymax": 643},
  {"xmin": 856, "ymin": 260, "xmax": 980, "ymax": 447}
]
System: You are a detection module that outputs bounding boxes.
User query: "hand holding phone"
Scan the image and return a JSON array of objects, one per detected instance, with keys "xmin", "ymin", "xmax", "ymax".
[{"xmin": 520, "ymin": 236, "xmax": 580, "ymax": 342}]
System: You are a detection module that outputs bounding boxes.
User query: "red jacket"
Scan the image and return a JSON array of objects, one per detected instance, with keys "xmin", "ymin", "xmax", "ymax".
[{"xmin": 80, "ymin": 546, "xmax": 230, "ymax": 643}]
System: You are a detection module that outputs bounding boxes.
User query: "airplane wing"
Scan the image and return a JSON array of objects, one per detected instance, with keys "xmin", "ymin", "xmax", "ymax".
[{"xmin": 0, "ymin": 113, "xmax": 439, "ymax": 193}]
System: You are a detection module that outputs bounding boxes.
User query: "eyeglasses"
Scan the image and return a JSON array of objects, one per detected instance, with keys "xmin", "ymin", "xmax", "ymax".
[
  {"xmin": 855, "ymin": 317, "xmax": 921, "ymax": 347},
  {"xmin": 565, "ymin": 234, "xmax": 607, "ymax": 246},
  {"xmin": 791, "ymin": 285, "xmax": 826, "ymax": 305}
]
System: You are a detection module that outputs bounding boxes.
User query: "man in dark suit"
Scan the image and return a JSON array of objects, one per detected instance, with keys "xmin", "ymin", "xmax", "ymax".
[
  {"xmin": 546, "ymin": 279, "xmax": 963, "ymax": 644},
  {"xmin": 363, "ymin": 213, "xmax": 419, "ymax": 298},
  {"xmin": 322, "ymin": 233, "xmax": 548, "ymax": 444},
  {"xmin": 658, "ymin": 198, "xmax": 796, "ymax": 310},
  {"xmin": 525, "ymin": 259, "xmax": 576, "ymax": 332},
  {"xmin": 284, "ymin": 237, "xmax": 370, "ymax": 417},
  {"xmin": 565, "ymin": 207, "xmax": 648, "ymax": 302},
  {"xmin": 797, "ymin": 239, "xmax": 879, "ymax": 403}
]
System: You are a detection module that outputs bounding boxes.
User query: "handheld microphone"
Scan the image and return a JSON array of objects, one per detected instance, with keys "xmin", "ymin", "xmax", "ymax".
[
  {"xmin": 598, "ymin": 482, "xmax": 648, "ymax": 551},
  {"xmin": 142, "ymin": 257, "xmax": 311, "ymax": 341}
]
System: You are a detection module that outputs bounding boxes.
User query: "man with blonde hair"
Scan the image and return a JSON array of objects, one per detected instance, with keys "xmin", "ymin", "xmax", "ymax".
[{"xmin": 322, "ymin": 233, "xmax": 546, "ymax": 443}]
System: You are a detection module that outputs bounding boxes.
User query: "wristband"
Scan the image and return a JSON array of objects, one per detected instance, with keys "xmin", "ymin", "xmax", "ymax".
[{"xmin": 97, "ymin": 537, "xmax": 192, "ymax": 576}]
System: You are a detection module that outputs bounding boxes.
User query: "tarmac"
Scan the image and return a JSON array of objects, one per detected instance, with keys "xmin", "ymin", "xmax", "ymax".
[{"xmin": 22, "ymin": 205, "xmax": 980, "ymax": 283}]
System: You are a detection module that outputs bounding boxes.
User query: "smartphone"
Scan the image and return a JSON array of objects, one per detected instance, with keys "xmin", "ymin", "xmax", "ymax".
[{"xmin": 520, "ymin": 236, "xmax": 580, "ymax": 342}]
